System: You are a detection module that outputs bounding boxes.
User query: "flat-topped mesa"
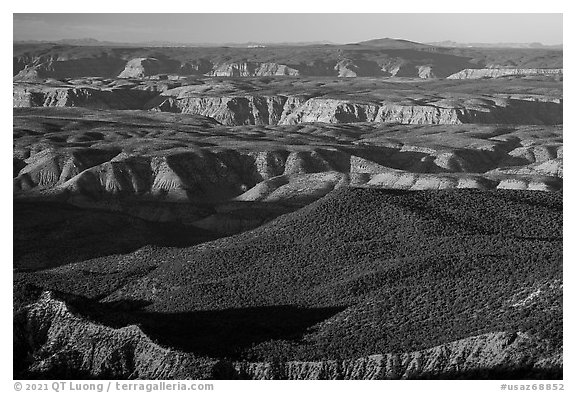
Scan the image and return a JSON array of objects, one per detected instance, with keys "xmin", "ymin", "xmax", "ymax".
[{"xmin": 447, "ymin": 68, "xmax": 563, "ymax": 79}]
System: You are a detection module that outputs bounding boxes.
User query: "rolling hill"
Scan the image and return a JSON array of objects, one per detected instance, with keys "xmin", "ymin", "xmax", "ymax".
[{"xmin": 15, "ymin": 188, "xmax": 562, "ymax": 378}]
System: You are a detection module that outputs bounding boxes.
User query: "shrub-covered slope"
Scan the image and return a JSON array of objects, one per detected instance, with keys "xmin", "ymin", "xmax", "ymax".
[{"xmin": 17, "ymin": 188, "xmax": 562, "ymax": 369}]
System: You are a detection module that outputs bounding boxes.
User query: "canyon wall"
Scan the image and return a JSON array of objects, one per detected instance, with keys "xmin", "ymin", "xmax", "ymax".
[
  {"xmin": 14, "ymin": 82, "xmax": 562, "ymax": 126},
  {"xmin": 447, "ymin": 68, "xmax": 563, "ymax": 79},
  {"xmin": 13, "ymin": 85, "xmax": 157, "ymax": 109},
  {"xmin": 148, "ymin": 95, "xmax": 563, "ymax": 126}
]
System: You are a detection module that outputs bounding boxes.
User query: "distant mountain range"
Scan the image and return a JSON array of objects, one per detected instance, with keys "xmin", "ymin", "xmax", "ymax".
[
  {"xmin": 426, "ymin": 40, "xmax": 562, "ymax": 49},
  {"xmin": 353, "ymin": 38, "xmax": 436, "ymax": 49},
  {"xmin": 14, "ymin": 37, "xmax": 562, "ymax": 49},
  {"xmin": 14, "ymin": 38, "xmax": 337, "ymax": 48}
]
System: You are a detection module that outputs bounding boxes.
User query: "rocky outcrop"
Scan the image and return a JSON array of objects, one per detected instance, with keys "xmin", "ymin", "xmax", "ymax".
[
  {"xmin": 14, "ymin": 291, "xmax": 216, "ymax": 379},
  {"xmin": 13, "ymin": 84, "xmax": 157, "ymax": 109},
  {"xmin": 209, "ymin": 62, "xmax": 300, "ymax": 77},
  {"xmin": 232, "ymin": 170, "xmax": 562, "ymax": 204},
  {"xmin": 230, "ymin": 332, "xmax": 560, "ymax": 379},
  {"xmin": 15, "ymin": 291, "xmax": 561, "ymax": 379},
  {"xmin": 179, "ymin": 59, "xmax": 213, "ymax": 75},
  {"xmin": 334, "ymin": 60, "xmax": 359, "ymax": 77},
  {"xmin": 362, "ymin": 170, "xmax": 561, "ymax": 192},
  {"xmin": 280, "ymin": 99, "xmax": 380, "ymax": 124},
  {"xmin": 148, "ymin": 95, "xmax": 291, "ymax": 125},
  {"xmin": 334, "ymin": 59, "xmax": 388, "ymax": 78},
  {"xmin": 416, "ymin": 65, "xmax": 435, "ymax": 78},
  {"xmin": 447, "ymin": 68, "xmax": 563, "ymax": 79},
  {"xmin": 118, "ymin": 57, "xmax": 180, "ymax": 78}
]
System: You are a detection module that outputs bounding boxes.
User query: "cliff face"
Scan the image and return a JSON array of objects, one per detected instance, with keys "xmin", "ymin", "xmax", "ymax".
[
  {"xmin": 147, "ymin": 94, "xmax": 562, "ymax": 126},
  {"xmin": 15, "ymin": 291, "xmax": 561, "ymax": 379},
  {"xmin": 16, "ymin": 88, "xmax": 562, "ymax": 126},
  {"xmin": 148, "ymin": 95, "xmax": 292, "ymax": 126},
  {"xmin": 13, "ymin": 85, "xmax": 157, "ymax": 109},
  {"xmin": 209, "ymin": 62, "xmax": 300, "ymax": 77},
  {"xmin": 14, "ymin": 72, "xmax": 563, "ymax": 127},
  {"xmin": 447, "ymin": 68, "xmax": 563, "ymax": 79}
]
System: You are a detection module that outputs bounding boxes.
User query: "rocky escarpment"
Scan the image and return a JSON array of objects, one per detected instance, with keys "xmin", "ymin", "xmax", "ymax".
[
  {"xmin": 15, "ymin": 291, "xmax": 561, "ymax": 379},
  {"xmin": 208, "ymin": 62, "xmax": 300, "ymax": 77},
  {"xmin": 14, "ymin": 72, "xmax": 564, "ymax": 126},
  {"xmin": 14, "ymin": 291, "xmax": 216, "ymax": 379},
  {"xmin": 229, "ymin": 332, "xmax": 560, "ymax": 379},
  {"xmin": 148, "ymin": 95, "xmax": 303, "ymax": 126},
  {"xmin": 149, "ymin": 94, "xmax": 562, "ymax": 126},
  {"xmin": 13, "ymin": 84, "xmax": 157, "ymax": 109},
  {"xmin": 14, "ymin": 83, "xmax": 563, "ymax": 126},
  {"xmin": 447, "ymin": 68, "xmax": 563, "ymax": 79}
]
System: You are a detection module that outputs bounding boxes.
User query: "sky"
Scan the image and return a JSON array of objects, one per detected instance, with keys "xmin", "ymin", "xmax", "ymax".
[{"xmin": 13, "ymin": 13, "xmax": 563, "ymax": 45}]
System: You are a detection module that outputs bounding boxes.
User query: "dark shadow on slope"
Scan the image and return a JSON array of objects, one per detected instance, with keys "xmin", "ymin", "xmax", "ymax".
[
  {"xmin": 67, "ymin": 296, "xmax": 346, "ymax": 359},
  {"xmin": 472, "ymin": 101, "xmax": 561, "ymax": 126},
  {"xmin": 13, "ymin": 201, "xmax": 222, "ymax": 271},
  {"xmin": 490, "ymin": 191, "xmax": 563, "ymax": 212}
]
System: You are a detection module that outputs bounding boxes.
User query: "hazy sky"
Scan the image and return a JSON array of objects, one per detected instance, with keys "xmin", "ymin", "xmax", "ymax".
[{"xmin": 13, "ymin": 14, "xmax": 563, "ymax": 45}]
